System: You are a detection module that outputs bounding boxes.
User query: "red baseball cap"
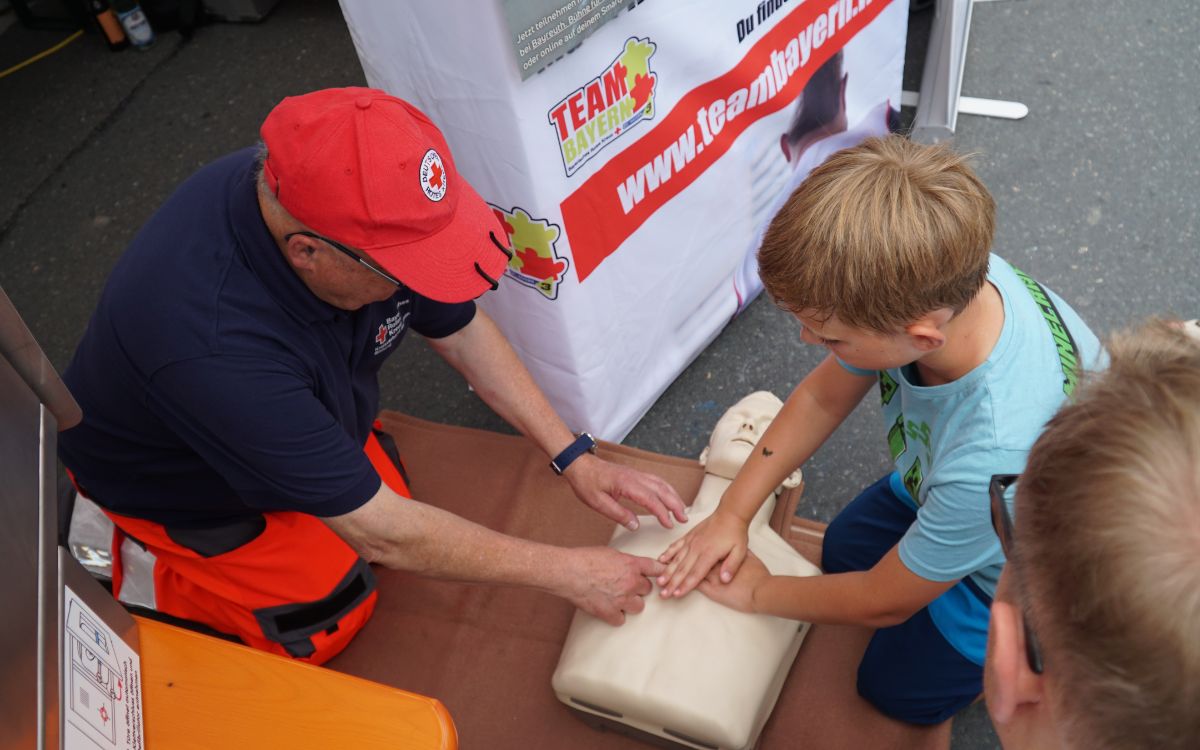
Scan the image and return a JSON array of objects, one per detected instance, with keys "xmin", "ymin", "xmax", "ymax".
[{"xmin": 260, "ymin": 87, "xmax": 509, "ymax": 303}]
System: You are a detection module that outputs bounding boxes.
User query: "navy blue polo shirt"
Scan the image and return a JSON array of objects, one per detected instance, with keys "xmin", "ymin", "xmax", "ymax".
[{"xmin": 59, "ymin": 148, "xmax": 475, "ymax": 527}]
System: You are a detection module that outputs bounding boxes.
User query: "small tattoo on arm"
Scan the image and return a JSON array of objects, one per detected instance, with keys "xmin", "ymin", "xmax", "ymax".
[{"xmin": 761, "ymin": 447, "xmax": 774, "ymax": 457}]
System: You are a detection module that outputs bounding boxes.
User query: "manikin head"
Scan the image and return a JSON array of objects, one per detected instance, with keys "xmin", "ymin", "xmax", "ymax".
[
  {"xmin": 698, "ymin": 392, "xmax": 802, "ymax": 522},
  {"xmin": 701, "ymin": 391, "xmax": 783, "ymax": 479}
]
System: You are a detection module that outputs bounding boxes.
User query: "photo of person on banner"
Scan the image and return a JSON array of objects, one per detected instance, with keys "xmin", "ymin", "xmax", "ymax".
[{"xmin": 732, "ymin": 49, "xmax": 900, "ymax": 313}]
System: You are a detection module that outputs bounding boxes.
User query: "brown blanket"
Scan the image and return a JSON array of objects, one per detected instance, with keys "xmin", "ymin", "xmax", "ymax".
[{"xmin": 326, "ymin": 412, "xmax": 951, "ymax": 750}]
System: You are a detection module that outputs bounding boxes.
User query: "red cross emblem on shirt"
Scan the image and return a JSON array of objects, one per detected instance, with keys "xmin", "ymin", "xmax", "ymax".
[{"xmin": 376, "ymin": 324, "xmax": 389, "ymax": 345}]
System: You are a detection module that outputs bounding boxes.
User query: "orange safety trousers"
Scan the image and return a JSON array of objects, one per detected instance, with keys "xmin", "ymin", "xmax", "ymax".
[{"xmin": 93, "ymin": 424, "xmax": 410, "ymax": 665}]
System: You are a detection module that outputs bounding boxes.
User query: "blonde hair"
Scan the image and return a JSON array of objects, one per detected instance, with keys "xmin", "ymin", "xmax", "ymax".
[
  {"xmin": 757, "ymin": 135, "xmax": 994, "ymax": 331},
  {"xmin": 1017, "ymin": 319, "xmax": 1200, "ymax": 749}
]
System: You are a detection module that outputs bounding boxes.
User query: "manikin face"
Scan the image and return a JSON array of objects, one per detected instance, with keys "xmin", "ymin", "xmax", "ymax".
[{"xmin": 704, "ymin": 392, "xmax": 783, "ymax": 480}]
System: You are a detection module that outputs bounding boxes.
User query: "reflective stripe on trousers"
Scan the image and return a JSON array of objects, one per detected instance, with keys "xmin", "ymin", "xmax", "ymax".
[{"xmin": 76, "ymin": 428, "xmax": 409, "ymax": 665}]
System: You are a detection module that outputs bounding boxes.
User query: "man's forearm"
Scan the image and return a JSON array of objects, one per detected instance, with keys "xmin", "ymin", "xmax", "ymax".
[
  {"xmin": 327, "ymin": 490, "xmax": 571, "ymax": 595},
  {"xmin": 326, "ymin": 486, "xmax": 664, "ymax": 625},
  {"xmin": 429, "ymin": 308, "xmax": 687, "ymax": 532},
  {"xmin": 429, "ymin": 310, "xmax": 576, "ymax": 457}
]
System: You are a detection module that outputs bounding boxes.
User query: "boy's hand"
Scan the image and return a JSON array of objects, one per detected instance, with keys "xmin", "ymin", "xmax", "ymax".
[
  {"xmin": 656, "ymin": 510, "xmax": 749, "ymax": 598},
  {"xmin": 698, "ymin": 551, "xmax": 769, "ymax": 613}
]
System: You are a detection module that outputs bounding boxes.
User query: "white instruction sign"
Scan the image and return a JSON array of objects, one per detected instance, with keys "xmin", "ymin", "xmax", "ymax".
[{"xmin": 63, "ymin": 586, "xmax": 144, "ymax": 750}]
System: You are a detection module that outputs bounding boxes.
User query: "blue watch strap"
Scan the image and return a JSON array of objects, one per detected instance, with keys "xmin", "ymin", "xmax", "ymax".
[{"xmin": 550, "ymin": 432, "xmax": 597, "ymax": 475}]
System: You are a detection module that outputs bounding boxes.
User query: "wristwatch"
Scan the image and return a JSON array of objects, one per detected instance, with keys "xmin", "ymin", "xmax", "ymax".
[{"xmin": 550, "ymin": 432, "xmax": 597, "ymax": 475}]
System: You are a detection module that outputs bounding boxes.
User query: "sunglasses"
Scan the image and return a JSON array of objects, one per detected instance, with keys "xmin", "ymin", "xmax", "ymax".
[
  {"xmin": 284, "ymin": 231, "xmax": 516, "ymax": 292},
  {"xmin": 989, "ymin": 474, "xmax": 1045, "ymax": 675},
  {"xmin": 285, "ymin": 230, "xmax": 404, "ymax": 287}
]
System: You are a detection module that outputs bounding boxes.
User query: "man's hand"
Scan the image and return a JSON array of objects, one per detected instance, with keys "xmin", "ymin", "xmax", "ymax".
[
  {"xmin": 698, "ymin": 551, "xmax": 769, "ymax": 613},
  {"xmin": 429, "ymin": 311, "xmax": 687, "ymax": 532},
  {"xmin": 564, "ymin": 454, "xmax": 688, "ymax": 531},
  {"xmin": 655, "ymin": 510, "xmax": 749, "ymax": 598},
  {"xmin": 558, "ymin": 546, "xmax": 666, "ymax": 625}
]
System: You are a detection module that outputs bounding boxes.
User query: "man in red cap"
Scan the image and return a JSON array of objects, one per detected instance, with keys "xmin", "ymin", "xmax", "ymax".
[{"xmin": 58, "ymin": 87, "xmax": 687, "ymax": 664}]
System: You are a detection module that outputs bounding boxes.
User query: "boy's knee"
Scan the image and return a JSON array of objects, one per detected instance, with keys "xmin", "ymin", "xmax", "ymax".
[
  {"xmin": 820, "ymin": 511, "xmax": 857, "ymax": 573},
  {"xmin": 855, "ymin": 662, "xmax": 964, "ymax": 726},
  {"xmin": 854, "ymin": 634, "xmax": 981, "ymax": 725},
  {"xmin": 820, "ymin": 476, "xmax": 910, "ymax": 574}
]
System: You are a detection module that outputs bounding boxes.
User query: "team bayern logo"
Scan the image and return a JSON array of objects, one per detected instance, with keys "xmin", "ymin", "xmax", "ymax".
[{"xmin": 419, "ymin": 149, "xmax": 447, "ymax": 202}]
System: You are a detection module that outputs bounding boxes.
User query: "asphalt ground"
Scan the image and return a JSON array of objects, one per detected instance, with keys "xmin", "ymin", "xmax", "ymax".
[{"xmin": 1, "ymin": 1, "xmax": 1196, "ymax": 747}]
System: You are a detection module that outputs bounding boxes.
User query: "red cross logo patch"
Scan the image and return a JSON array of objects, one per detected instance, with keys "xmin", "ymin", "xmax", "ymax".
[
  {"xmin": 419, "ymin": 149, "xmax": 447, "ymax": 202},
  {"xmin": 376, "ymin": 324, "xmax": 389, "ymax": 346}
]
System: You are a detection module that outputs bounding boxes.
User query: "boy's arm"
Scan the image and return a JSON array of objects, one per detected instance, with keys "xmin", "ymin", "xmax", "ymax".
[
  {"xmin": 658, "ymin": 355, "xmax": 875, "ymax": 597},
  {"xmin": 700, "ymin": 546, "xmax": 956, "ymax": 627}
]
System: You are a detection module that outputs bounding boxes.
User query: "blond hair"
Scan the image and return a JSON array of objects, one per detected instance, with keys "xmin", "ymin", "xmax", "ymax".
[
  {"xmin": 757, "ymin": 135, "xmax": 995, "ymax": 331},
  {"xmin": 1017, "ymin": 319, "xmax": 1200, "ymax": 749}
]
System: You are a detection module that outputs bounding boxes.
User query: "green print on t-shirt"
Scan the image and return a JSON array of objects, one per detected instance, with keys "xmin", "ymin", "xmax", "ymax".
[
  {"xmin": 906, "ymin": 419, "xmax": 932, "ymax": 452},
  {"xmin": 903, "ymin": 455, "xmax": 925, "ymax": 502},
  {"xmin": 888, "ymin": 413, "xmax": 907, "ymax": 460},
  {"xmin": 879, "ymin": 370, "xmax": 899, "ymax": 406}
]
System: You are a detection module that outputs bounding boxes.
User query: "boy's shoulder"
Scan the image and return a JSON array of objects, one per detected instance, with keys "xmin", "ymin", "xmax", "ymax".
[
  {"xmin": 940, "ymin": 256, "xmax": 1102, "ymax": 455},
  {"xmin": 988, "ymin": 256, "xmax": 1104, "ymax": 376},
  {"xmin": 882, "ymin": 257, "xmax": 1103, "ymax": 459}
]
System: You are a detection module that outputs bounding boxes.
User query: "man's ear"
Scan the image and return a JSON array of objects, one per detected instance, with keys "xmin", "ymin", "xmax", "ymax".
[
  {"xmin": 986, "ymin": 600, "xmax": 1045, "ymax": 726},
  {"xmin": 698, "ymin": 446, "xmax": 710, "ymax": 468},
  {"xmin": 779, "ymin": 134, "xmax": 792, "ymax": 163},
  {"xmin": 283, "ymin": 233, "xmax": 318, "ymax": 272},
  {"xmin": 904, "ymin": 309, "xmax": 953, "ymax": 352}
]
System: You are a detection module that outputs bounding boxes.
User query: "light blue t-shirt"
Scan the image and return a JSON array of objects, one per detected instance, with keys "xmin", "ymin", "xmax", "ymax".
[{"xmin": 839, "ymin": 254, "xmax": 1104, "ymax": 664}]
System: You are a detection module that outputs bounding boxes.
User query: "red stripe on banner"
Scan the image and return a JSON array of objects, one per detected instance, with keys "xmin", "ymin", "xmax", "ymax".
[{"xmin": 561, "ymin": 0, "xmax": 892, "ymax": 282}]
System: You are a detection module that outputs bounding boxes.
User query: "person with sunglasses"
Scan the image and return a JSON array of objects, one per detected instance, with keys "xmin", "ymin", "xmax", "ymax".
[
  {"xmin": 985, "ymin": 319, "xmax": 1200, "ymax": 748},
  {"xmin": 57, "ymin": 88, "xmax": 687, "ymax": 663}
]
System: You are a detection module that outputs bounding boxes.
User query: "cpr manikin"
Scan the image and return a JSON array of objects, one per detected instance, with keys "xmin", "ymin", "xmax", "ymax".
[{"xmin": 552, "ymin": 392, "xmax": 821, "ymax": 750}]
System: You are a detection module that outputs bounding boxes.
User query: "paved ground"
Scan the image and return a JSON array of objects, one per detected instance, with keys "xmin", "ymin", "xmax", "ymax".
[{"xmin": 1, "ymin": 1, "xmax": 1196, "ymax": 747}]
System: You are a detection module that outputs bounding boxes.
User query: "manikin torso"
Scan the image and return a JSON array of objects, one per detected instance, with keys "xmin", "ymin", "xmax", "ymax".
[{"xmin": 553, "ymin": 392, "xmax": 821, "ymax": 750}]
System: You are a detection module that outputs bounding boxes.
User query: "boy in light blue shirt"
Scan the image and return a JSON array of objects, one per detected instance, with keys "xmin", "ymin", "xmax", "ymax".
[{"xmin": 658, "ymin": 135, "xmax": 1104, "ymax": 724}]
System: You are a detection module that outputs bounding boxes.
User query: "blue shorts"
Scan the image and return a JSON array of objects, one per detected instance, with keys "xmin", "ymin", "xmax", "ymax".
[{"xmin": 821, "ymin": 475, "xmax": 988, "ymax": 725}]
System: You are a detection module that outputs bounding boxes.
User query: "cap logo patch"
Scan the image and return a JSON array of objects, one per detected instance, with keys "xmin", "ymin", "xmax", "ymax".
[{"xmin": 419, "ymin": 149, "xmax": 447, "ymax": 202}]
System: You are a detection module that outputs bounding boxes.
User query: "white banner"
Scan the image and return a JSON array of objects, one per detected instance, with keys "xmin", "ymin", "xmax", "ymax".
[
  {"xmin": 339, "ymin": 0, "xmax": 907, "ymax": 440},
  {"xmin": 500, "ymin": 0, "xmax": 633, "ymax": 78}
]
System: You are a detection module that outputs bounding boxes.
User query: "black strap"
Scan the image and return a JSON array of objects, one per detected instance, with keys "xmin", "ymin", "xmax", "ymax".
[
  {"xmin": 253, "ymin": 558, "xmax": 377, "ymax": 658},
  {"xmin": 371, "ymin": 427, "xmax": 411, "ymax": 488},
  {"xmin": 165, "ymin": 515, "xmax": 268, "ymax": 557},
  {"xmin": 1010, "ymin": 265, "xmax": 1081, "ymax": 397}
]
